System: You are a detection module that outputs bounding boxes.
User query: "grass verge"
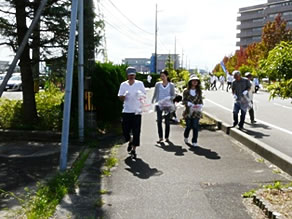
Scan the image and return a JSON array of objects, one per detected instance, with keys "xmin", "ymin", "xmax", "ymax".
[
  {"xmin": 102, "ymin": 145, "xmax": 120, "ymax": 177},
  {"xmin": 0, "ymin": 149, "xmax": 91, "ymax": 219}
]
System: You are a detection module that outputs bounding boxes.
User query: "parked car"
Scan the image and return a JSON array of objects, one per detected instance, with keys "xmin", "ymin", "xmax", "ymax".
[
  {"xmin": 5, "ymin": 75, "xmax": 22, "ymax": 91},
  {"xmin": 0, "ymin": 74, "xmax": 6, "ymax": 85}
]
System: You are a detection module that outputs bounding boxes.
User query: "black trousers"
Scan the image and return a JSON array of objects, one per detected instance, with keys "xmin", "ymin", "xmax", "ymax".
[
  {"xmin": 156, "ymin": 106, "xmax": 170, "ymax": 139},
  {"xmin": 226, "ymin": 82, "xmax": 232, "ymax": 91},
  {"xmin": 122, "ymin": 113, "xmax": 142, "ymax": 147},
  {"xmin": 249, "ymin": 101, "xmax": 255, "ymax": 122}
]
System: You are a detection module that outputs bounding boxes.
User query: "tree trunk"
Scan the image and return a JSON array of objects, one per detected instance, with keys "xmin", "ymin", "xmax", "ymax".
[
  {"xmin": 15, "ymin": 0, "xmax": 38, "ymax": 124},
  {"xmin": 32, "ymin": 0, "xmax": 41, "ymax": 91},
  {"xmin": 84, "ymin": 0, "xmax": 95, "ymax": 77}
]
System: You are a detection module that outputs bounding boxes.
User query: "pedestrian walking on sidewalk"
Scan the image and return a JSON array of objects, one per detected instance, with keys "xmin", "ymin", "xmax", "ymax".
[
  {"xmin": 152, "ymin": 70, "xmax": 175, "ymax": 143},
  {"xmin": 232, "ymin": 71, "xmax": 251, "ymax": 129},
  {"xmin": 218, "ymin": 75, "xmax": 225, "ymax": 90},
  {"xmin": 210, "ymin": 74, "xmax": 218, "ymax": 90},
  {"xmin": 245, "ymin": 72, "xmax": 256, "ymax": 124},
  {"xmin": 118, "ymin": 67, "xmax": 146, "ymax": 159},
  {"xmin": 182, "ymin": 75, "xmax": 203, "ymax": 147},
  {"xmin": 226, "ymin": 73, "xmax": 233, "ymax": 92}
]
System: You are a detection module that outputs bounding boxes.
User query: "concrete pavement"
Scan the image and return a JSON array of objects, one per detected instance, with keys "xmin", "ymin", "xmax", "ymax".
[{"xmin": 100, "ymin": 109, "xmax": 289, "ymax": 219}]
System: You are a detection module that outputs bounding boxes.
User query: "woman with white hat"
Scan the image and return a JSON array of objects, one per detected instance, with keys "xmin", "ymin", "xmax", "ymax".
[{"xmin": 182, "ymin": 75, "xmax": 203, "ymax": 147}]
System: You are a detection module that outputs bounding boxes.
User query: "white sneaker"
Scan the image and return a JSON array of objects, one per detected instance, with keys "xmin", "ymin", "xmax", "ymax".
[
  {"xmin": 184, "ymin": 138, "xmax": 189, "ymax": 144},
  {"xmin": 192, "ymin": 142, "xmax": 198, "ymax": 147}
]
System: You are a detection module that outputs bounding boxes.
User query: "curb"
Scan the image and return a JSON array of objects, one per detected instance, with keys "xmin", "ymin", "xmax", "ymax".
[{"xmin": 203, "ymin": 111, "xmax": 292, "ymax": 176}]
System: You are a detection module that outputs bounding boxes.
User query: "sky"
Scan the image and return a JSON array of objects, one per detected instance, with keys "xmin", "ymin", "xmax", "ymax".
[{"xmin": 0, "ymin": 0, "xmax": 267, "ymax": 71}]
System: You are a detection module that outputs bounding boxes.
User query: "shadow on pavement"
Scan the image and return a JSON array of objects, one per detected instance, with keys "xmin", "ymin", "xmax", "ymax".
[
  {"xmin": 188, "ymin": 145, "xmax": 221, "ymax": 160},
  {"xmin": 125, "ymin": 157, "xmax": 163, "ymax": 179},
  {"xmin": 155, "ymin": 141, "xmax": 187, "ymax": 156},
  {"xmin": 245, "ymin": 122, "xmax": 271, "ymax": 130},
  {"xmin": 241, "ymin": 128, "xmax": 270, "ymax": 139}
]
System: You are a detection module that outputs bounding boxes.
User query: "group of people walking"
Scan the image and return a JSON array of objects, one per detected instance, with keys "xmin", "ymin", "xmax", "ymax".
[
  {"xmin": 118, "ymin": 67, "xmax": 257, "ymax": 159},
  {"xmin": 118, "ymin": 67, "xmax": 203, "ymax": 159}
]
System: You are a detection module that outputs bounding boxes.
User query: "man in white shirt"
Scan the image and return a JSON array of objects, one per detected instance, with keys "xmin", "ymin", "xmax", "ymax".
[
  {"xmin": 218, "ymin": 75, "xmax": 225, "ymax": 90},
  {"xmin": 118, "ymin": 67, "xmax": 146, "ymax": 159},
  {"xmin": 226, "ymin": 73, "xmax": 233, "ymax": 92}
]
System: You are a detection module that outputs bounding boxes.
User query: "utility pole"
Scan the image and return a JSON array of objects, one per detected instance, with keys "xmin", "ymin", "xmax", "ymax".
[
  {"xmin": 154, "ymin": 4, "xmax": 158, "ymax": 73},
  {"xmin": 181, "ymin": 48, "xmax": 184, "ymax": 70},
  {"xmin": 174, "ymin": 36, "xmax": 177, "ymax": 70}
]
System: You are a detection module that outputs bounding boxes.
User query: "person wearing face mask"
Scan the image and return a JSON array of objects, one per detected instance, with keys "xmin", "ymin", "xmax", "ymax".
[
  {"xmin": 152, "ymin": 69, "xmax": 175, "ymax": 143},
  {"xmin": 182, "ymin": 75, "xmax": 203, "ymax": 147},
  {"xmin": 118, "ymin": 67, "xmax": 146, "ymax": 159}
]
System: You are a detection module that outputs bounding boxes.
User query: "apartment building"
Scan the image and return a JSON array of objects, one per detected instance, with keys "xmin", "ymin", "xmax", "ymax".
[{"xmin": 237, "ymin": 0, "xmax": 292, "ymax": 47}]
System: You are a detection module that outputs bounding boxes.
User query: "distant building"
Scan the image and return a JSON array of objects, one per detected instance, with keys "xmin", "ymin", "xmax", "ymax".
[
  {"xmin": 237, "ymin": 0, "xmax": 292, "ymax": 48},
  {"xmin": 0, "ymin": 60, "xmax": 9, "ymax": 73},
  {"xmin": 122, "ymin": 58, "xmax": 151, "ymax": 73},
  {"xmin": 150, "ymin": 54, "xmax": 180, "ymax": 73}
]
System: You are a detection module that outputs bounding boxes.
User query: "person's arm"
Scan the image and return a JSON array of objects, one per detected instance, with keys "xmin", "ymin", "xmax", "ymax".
[
  {"xmin": 170, "ymin": 83, "xmax": 175, "ymax": 99},
  {"xmin": 151, "ymin": 82, "xmax": 158, "ymax": 103},
  {"xmin": 118, "ymin": 83, "xmax": 126, "ymax": 102}
]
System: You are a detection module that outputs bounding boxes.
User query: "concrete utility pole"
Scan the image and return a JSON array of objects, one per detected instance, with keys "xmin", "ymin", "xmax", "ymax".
[
  {"xmin": 181, "ymin": 48, "xmax": 184, "ymax": 69},
  {"xmin": 59, "ymin": 0, "xmax": 79, "ymax": 171},
  {"xmin": 154, "ymin": 4, "xmax": 158, "ymax": 73},
  {"xmin": 174, "ymin": 36, "xmax": 177, "ymax": 70},
  {"xmin": 78, "ymin": 0, "xmax": 84, "ymax": 143}
]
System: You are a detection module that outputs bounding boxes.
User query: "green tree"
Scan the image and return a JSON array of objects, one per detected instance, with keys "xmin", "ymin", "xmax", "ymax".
[
  {"xmin": 260, "ymin": 41, "xmax": 292, "ymax": 99},
  {"xmin": 262, "ymin": 14, "xmax": 292, "ymax": 57}
]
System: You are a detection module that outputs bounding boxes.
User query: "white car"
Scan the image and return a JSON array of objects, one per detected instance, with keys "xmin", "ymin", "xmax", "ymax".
[{"xmin": 5, "ymin": 75, "xmax": 22, "ymax": 91}]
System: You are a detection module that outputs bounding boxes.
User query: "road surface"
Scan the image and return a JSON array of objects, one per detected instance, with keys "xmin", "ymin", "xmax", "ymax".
[{"xmin": 203, "ymin": 89, "xmax": 292, "ymax": 157}]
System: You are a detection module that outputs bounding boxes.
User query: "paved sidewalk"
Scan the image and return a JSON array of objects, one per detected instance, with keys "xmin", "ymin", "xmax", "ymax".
[{"xmin": 101, "ymin": 111, "xmax": 288, "ymax": 219}]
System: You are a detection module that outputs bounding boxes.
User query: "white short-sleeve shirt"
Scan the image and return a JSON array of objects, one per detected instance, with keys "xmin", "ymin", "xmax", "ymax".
[{"xmin": 118, "ymin": 80, "xmax": 146, "ymax": 113}]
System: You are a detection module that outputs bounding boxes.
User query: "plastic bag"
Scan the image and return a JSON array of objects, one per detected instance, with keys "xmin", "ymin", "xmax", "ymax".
[
  {"xmin": 158, "ymin": 96, "xmax": 175, "ymax": 113},
  {"xmin": 188, "ymin": 104, "xmax": 203, "ymax": 117},
  {"xmin": 135, "ymin": 90, "xmax": 152, "ymax": 114},
  {"xmin": 238, "ymin": 94, "xmax": 252, "ymax": 112}
]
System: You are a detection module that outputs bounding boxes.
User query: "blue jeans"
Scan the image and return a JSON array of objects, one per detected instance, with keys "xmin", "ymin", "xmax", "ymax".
[
  {"xmin": 184, "ymin": 118, "xmax": 200, "ymax": 143},
  {"xmin": 156, "ymin": 106, "xmax": 170, "ymax": 139},
  {"xmin": 233, "ymin": 102, "xmax": 246, "ymax": 128}
]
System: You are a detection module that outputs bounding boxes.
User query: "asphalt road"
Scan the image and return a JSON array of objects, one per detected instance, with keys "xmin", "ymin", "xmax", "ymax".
[
  {"xmin": 203, "ymin": 88, "xmax": 292, "ymax": 158},
  {"xmin": 1, "ymin": 91, "xmax": 22, "ymax": 100}
]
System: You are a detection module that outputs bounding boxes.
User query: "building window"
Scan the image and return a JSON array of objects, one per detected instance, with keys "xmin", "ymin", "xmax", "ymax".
[
  {"xmin": 283, "ymin": 11, "xmax": 292, "ymax": 16},
  {"xmin": 252, "ymin": 36, "xmax": 261, "ymax": 41},
  {"xmin": 252, "ymin": 27, "xmax": 262, "ymax": 32},
  {"xmin": 268, "ymin": 13, "xmax": 277, "ymax": 18},
  {"xmin": 288, "ymin": 21, "xmax": 292, "ymax": 26},
  {"xmin": 269, "ymin": 4, "xmax": 280, "ymax": 8},
  {"xmin": 253, "ymin": 18, "xmax": 264, "ymax": 23}
]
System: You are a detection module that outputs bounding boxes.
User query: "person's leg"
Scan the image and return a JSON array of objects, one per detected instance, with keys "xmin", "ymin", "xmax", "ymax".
[
  {"xmin": 191, "ymin": 118, "xmax": 200, "ymax": 144},
  {"xmin": 164, "ymin": 112, "xmax": 171, "ymax": 140},
  {"xmin": 122, "ymin": 113, "xmax": 131, "ymax": 142},
  {"xmin": 184, "ymin": 118, "xmax": 192, "ymax": 140},
  {"xmin": 233, "ymin": 102, "xmax": 240, "ymax": 127},
  {"xmin": 132, "ymin": 114, "xmax": 142, "ymax": 148},
  {"xmin": 249, "ymin": 101, "xmax": 255, "ymax": 123},
  {"xmin": 239, "ymin": 108, "xmax": 247, "ymax": 128},
  {"xmin": 156, "ymin": 106, "xmax": 163, "ymax": 140}
]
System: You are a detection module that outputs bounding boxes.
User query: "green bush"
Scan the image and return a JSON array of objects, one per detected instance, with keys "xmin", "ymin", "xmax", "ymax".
[
  {"xmin": 91, "ymin": 62, "xmax": 127, "ymax": 125},
  {"xmin": 35, "ymin": 85, "xmax": 64, "ymax": 131},
  {"xmin": 0, "ymin": 85, "xmax": 64, "ymax": 131},
  {"xmin": 0, "ymin": 99, "xmax": 23, "ymax": 129}
]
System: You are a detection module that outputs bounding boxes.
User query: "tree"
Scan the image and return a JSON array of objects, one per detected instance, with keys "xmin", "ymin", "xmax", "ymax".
[
  {"xmin": 15, "ymin": 0, "xmax": 38, "ymax": 123},
  {"xmin": 260, "ymin": 41, "xmax": 292, "ymax": 99},
  {"xmin": 262, "ymin": 14, "xmax": 292, "ymax": 57}
]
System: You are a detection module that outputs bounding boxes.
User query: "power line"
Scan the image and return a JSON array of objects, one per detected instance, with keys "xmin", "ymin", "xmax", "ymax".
[
  {"xmin": 106, "ymin": 0, "xmax": 154, "ymax": 36},
  {"xmin": 100, "ymin": 2, "xmax": 153, "ymax": 42},
  {"xmin": 104, "ymin": 19, "xmax": 153, "ymax": 47}
]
